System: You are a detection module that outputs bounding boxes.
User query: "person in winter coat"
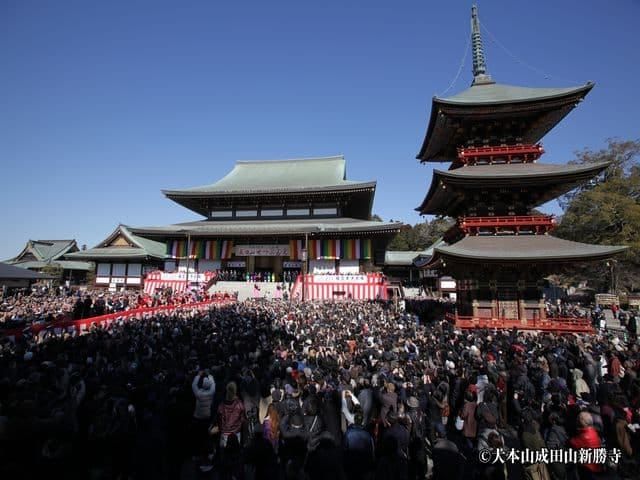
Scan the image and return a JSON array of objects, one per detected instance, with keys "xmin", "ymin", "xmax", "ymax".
[
  {"xmin": 216, "ymin": 381, "xmax": 245, "ymax": 447},
  {"xmin": 262, "ymin": 403, "xmax": 280, "ymax": 452},
  {"xmin": 568, "ymin": 412, "xmax": 603, "ymax": 478},
  {"xmin": 460, "ymin": 390, "xmax": 477, "ymax": 450},
  {"xmin": 343, "ymin": 409, "xmax": 375, "ymax": 480},
  {"xmin": 192, "ymin": 371, "xmax": 216, "ymax": 420},
  {"xmin": 356, "ymin": 378, "xmax": 374, "ymax": 426},
  {"xmin": 519, "ymin": 409, "xmax": 550, "ymax": 480},
  {"xmin": 341, "ymin": 388, "xmax": 360, "ymax": 430},
  {"xmin": 431, "ymin": 423, "xmax": 465, "ymax": 480},
  {"xmin": 571, "ymin": 369, "xmax": 590, "ymax": 400},
  {"xmin": 191, "ymin": 371, "xmax": 215, "ymax": 467},
  {"xmin": 544, "ymin": 412, "xmax": 568, "ymax": 480},
  {"xmin": 380, "ymin": 382, "xmax": 398, "ymax": 427}
]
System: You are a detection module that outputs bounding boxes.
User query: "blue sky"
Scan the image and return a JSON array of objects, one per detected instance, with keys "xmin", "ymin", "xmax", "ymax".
[{"xmin": 2, "ymin": 0, "xmax": 639, "ymax": 260}]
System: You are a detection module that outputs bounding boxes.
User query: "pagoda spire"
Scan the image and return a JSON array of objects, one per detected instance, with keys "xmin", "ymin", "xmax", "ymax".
[{"xmin": 471, "ymin": 4, "xmax": 494, "ymax": 85}]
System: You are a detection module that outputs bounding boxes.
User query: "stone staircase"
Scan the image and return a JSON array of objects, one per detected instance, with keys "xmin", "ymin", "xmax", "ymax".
[{"xmin": 208, "ymin": 281, "xmax": 289, "ymax": 301}]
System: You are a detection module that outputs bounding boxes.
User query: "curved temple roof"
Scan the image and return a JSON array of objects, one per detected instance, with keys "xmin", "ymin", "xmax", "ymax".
[
  {"xmin": 162, "ymin": 156, "xmax": 375, "ymax": 196},
  {"xmin": 67, "ymin": 225, "xmax": 167, "ymax": 261},
  {"xmin": 417, "ymin": 83, "xmax": 593, "ymax": 162},
  {"xmin": 130, "ymin": 217, "xmax": 402, "ymax": 237},
  {"xmin": 437, "ymin": 82, "xmax": 593, "ymax": 106},
  {"xmin": 416, "ymin": 161, "xmax": 611, "ymax": 216},
  {"xmin": 430, "ymin": 235, "xmax": 627, "ymax": 264}
]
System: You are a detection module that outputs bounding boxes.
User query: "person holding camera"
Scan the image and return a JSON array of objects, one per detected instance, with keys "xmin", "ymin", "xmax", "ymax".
[{"xmin": 191, "ymin": 370, "xmax": 215, "ymax": 471}]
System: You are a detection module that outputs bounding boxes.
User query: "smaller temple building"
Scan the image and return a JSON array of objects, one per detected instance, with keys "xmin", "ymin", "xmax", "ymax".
[
  {"xmin": 5, "ymin": 239, "xmax": 92, "ymax": 285},
  {"xmin": 66, "ymin": 225, "xmax": 166, "ymax": 289}
]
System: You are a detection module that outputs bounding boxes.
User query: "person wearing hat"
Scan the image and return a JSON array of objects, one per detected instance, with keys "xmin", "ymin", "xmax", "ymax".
[{"xmin": 405, "ymin": 396, "xmax": 428, "ymax": 480}]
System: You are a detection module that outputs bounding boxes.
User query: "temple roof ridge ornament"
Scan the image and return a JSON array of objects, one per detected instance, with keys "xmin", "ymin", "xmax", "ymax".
[{"xmin": 471, "ymin": 4, "xmax": 494, "ymax": 86}]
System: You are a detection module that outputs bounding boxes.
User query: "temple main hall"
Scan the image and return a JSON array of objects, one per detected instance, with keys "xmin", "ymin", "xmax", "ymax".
[{"xmin": 68, "ymin": 156, "xmax": 401, "ymax": 292}]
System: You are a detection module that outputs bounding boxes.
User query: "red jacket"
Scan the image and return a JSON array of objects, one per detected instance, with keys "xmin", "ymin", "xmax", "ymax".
[
  {"xmin": 569, "ymin": 427, "xmax": 603, "ymax": 473},
  {"xmin": 217, "ymin": 398, "xmax": 245, "ymax": 434}
]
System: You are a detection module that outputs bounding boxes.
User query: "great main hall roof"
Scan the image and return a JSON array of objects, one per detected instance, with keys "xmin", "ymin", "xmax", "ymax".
[
  {"xmin": 162, "ymin": 156, "xmax": 375, "ymax": 197},
  {"xmin": 130, "ymin": 217, "xmax": 402, "ymax": 238}
]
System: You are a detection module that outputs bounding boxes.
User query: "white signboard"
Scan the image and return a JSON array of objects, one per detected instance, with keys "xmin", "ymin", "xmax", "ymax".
[
  {"xmin": 313, "ymin": 274, "xmax": 368, "ymax": 283},
  {"xmin": 283, "ymin": 261, "xmax": 302, "ymax": 269},
  {"xmin": 440, "ymin": 280, "xmax": 457, "ymax": 290},
  {"xmin": 235, "ymin": 245, "xmax": 290, "ymax": 257},
  {"xmin": 153, "ymin": 271, "xmax": 208, "ymax": 282},
  {"xmin": 226, "ymin": 261, "xmax": 246, "ymax": 268}
]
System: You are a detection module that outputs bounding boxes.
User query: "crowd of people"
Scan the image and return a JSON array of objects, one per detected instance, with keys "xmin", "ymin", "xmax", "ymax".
[
  {"xmin": 1, "ymin": 298, "xmax": 640, "ymax": 479},
  {"xmin": 0, "ymin": 285, "xmax": 223, "ymax": 330}
]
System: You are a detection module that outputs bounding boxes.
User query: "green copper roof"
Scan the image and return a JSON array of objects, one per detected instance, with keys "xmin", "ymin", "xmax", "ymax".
[
  {"xmin": 416, "ymin": 161, "xmax": 611, "ymax": 216},
  {"xmin": 162, "ymin": 156, "xmax": 375, "ymax": 196},
  {"xmin": 432, "ymin": 235, "xmax": 627, "ymax": 263},
  {"xmin": 14, "ymin": 260, "xmax": 93, "ymax": 271},
  {"xmin": 437, "ymin": 82, "xmax": 593, "ymax": 105},
  {"xmin": 66, "ymin": 225, "xmax": 167, "ymax": 261},
  {"xmin": 130, "ymin": 217, "xmax": 402, "ymax": 237},
  {"xmin": 435, "ymin": 161, "xmax": 611, "ymax": 180},
  {"xmin": 6, "ymin": 239, "xmax": 78, "ymax": 264},
  {"xmin": 383, "ymin": 251, "xmax": 424, "ymax": 266}
]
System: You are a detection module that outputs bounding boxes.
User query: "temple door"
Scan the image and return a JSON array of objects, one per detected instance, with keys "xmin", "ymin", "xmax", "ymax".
[{"xmin": 497, "ymin": 287, "xmax": 519, "ymax": 320}]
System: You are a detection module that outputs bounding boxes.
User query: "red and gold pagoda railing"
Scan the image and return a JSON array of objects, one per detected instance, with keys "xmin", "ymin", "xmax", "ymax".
[
  {"xmin": 445, "ymin": 312, "xmax": 594, "ymax": 334},
  {"xmin": 457, "ymin": 143, "xmax": 544, "ymax": 164},
  {"xmin": 444, "ymin": 215, "xmax": 556, "ymax": 242}
]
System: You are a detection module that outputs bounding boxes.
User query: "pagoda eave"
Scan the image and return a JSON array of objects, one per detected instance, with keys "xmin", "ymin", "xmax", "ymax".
[
  {"xmin": 417, "ymin": 83, "xmax": 593, "ymax": 162},
  {"xmin": 415, "ymin": 161, "xmax": 611, "ymax": 216},
  {"xmin": 425, "ymin": 235, "xmax": 627, "ymax": 266}
]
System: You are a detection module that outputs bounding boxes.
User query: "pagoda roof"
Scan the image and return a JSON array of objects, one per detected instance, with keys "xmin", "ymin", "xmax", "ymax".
[
  {"xmin": 416, "ymin": 161, "xmax": 611, "ymax": 216},
  {"xmin": 162, "ymin": 156, "xmax": 375, "ymax": 197},
  {"xmin": 438, "ymin": 82, "xmax": 593, "ymax": 106},
  {"xmin": 130, "ymin": 217, "xmax": 402, "ymax": 238},
  {"xmin": 66, "ymin": 225, "xmax": 167, "ymax": 261},
  {"xmin": 428, "ymin": 235, "xmax": 627, "ymax": 264},
  {"xmin": 417, "ymin": 82, "xmax": 593, "ymax": 162}
]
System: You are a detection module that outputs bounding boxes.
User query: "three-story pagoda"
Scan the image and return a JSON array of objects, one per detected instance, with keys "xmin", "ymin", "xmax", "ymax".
[{"xmin": 416, "ymin": 5, "xmax": 626, "ymax": 331}]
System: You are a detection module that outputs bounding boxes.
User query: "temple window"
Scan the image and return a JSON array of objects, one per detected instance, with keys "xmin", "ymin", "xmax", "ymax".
[
  {"xmin": 313, "ymin": 206, "xmax": 338, "ymax": 216},
  {"xmin": 236, "ymin": 209, "xmax": 258, "ymax": 218},
  {"xmin": 211, "ymin": 210, "xmax": 233, "ymax": 219},
  {"xmin": 260, "ymin": 208, "xmax": 284, "ymax": 217},
  {"xmin": 286, "ymin": 207, "xmax": 310, "ymax": 217}
]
